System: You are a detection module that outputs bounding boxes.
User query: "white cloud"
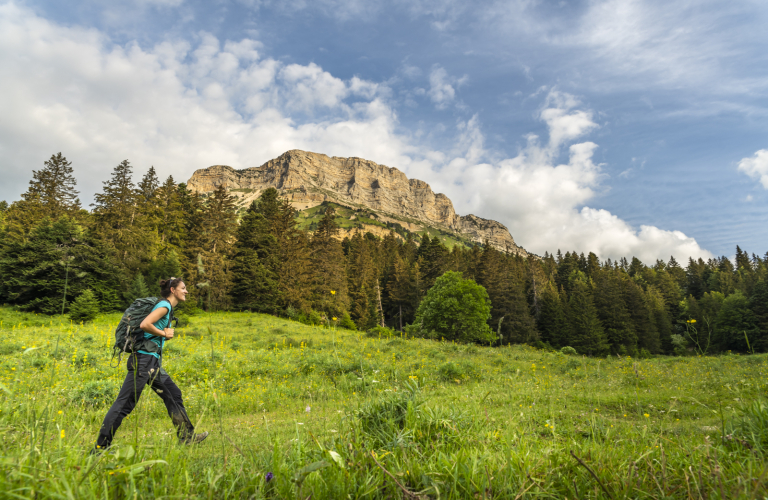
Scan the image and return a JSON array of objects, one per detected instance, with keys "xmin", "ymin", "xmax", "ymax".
[
  {"xmin": 0, "ymin": 3, "xmax": 713, "ymax": 263},
  {"xmin": 0, "ymin": 2, "xmax": 408, "ymax": 202},
  {"xmin": 427, "ymin": 65, "xmax": 466, "ymax": 109},
  {"xmin": 737, "ymin": 149, "xmax": 768, "ymax": 189},
  {"xmin": 411, "ymin": 90, "xmax": 712, "ymax": 262}
]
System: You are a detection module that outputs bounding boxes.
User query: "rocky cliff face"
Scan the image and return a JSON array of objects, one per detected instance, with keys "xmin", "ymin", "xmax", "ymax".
[{"xmin": 187, "ymin": 150, "xmax": 528, "ymax": 255}]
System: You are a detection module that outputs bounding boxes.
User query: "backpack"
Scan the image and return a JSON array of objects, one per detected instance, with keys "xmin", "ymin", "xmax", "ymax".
[{"xmin": 112, "ymin": 297, "xmax": 175, "ymax": 364}]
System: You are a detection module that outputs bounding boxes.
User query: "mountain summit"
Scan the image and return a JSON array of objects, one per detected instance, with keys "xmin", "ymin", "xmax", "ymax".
[{"xmin": 187, "ymin": 149, "xmax": 528, "ymax": 255}]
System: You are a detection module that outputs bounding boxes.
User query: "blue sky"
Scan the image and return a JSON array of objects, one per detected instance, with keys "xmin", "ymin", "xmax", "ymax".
[{"xmin": 1, "ymin": 0, "xmax": 767, "ymax": 262}]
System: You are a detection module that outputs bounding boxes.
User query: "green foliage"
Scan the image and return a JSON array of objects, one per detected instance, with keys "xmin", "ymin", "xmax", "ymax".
[
  {"xmin": 68, "ymin": 289, "xmax": 100, "ymax": 323},
  {"xmin": 70, "ymin": 379, "xmax": 120, "ymax": 406},
  {"xmin": 412, "ymin": 271, "xmax": 494, "ymax": 344},
  {"xmin": 1, "ymin": 308, "xmax": 768, "ymax": 498},
  {"xmin": 338, "ymin": 311, "xmax": 357, "ymax": 330},
  {"xmin": 560, "ymin": 346, "xmax": 577, "ymax": 355},
  {"xmin": 0, "ymin": 217, "xmax": 122, "ymax": 314},
  {"xmin": 124, "ymin": 273, "xmax": 151, "ymax": 304}
]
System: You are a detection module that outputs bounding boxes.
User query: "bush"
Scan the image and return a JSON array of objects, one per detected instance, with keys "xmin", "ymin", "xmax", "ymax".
[
  {"xmin": 70, "ymin": 379, "xmax": 120, "ymax": 407},
  {"xmin": 411, "ymin": 271, "xmax": 494, "ymax": 344},
  {"xmin": 560, "ymin": 346, "xmax": 578, "ymax": 356},
  {"xmin": 366, "ymin": 325, "xmax": 395, "ymax": 338},
  {"xmin": 436, "ymin": 361, "xmax": 482, "ymax": 382},
  {"xmin": 338, "ymin": 311, "xmax": 357, "ymax": 330},
  {"xmin": 68, "ymin": 289, "xmax": 100, "ymax": 323}
]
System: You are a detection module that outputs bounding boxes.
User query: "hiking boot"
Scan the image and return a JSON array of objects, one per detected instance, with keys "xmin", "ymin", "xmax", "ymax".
[{"xmin": 181, "ymin": 431, "xmax": 209, "ymax": 444}]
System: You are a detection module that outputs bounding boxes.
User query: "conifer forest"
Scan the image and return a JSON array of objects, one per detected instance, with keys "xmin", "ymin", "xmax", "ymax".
[{"xmin": 3, "ymin": 153, "xmax": 766, "ymax": 357}]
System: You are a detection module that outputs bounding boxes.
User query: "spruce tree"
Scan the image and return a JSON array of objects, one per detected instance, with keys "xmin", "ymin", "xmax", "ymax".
[
  {"xmin": 309, "ymin": 206, "xmax": 349, "ymax": 317},
  {"xmin": 230, "ymin": 200, "xmax": 280, "ymax": 312},
  {"xmin": 748, "ymin": 280, "xmax": 768, "ymax": 352},
  {"xmin": 4, "ymin": 153, "xmax": 82, "ymax": 240},
  {"xmin": 593, "ymin": 268, "xmax": 637, "ymax": 354},
  {"xmin": 92, "ymin": 159, "xmax": 156, "ymax": 271},
  {"xmin": 68, "ymin": 289, "xmax": 101, "ymax": 323},
  {"xmin": 567, "ymin": 273, "xmax": 609, "ymax": 356},
  {"xmin": 537, "ymin": 282, "xmax": 571, "ymax": 348},
  {"xmin": 0, "ymin": 217, "xmax": 122, "ymax": 314},
  {"xmin": 124, "ymin": 273, "xmax": 151, "ymax": 303}
]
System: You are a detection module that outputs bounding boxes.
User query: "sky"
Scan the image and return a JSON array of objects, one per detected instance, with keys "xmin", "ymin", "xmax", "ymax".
[{"xmin": 1, "ymin": 0, "xmax": 767, "ymax": 263}]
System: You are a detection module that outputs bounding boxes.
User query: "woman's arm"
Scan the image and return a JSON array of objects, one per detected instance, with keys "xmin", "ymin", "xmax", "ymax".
[{"xmin": 140, "ymin": 307, "xmax": 170, "ymax": 338}]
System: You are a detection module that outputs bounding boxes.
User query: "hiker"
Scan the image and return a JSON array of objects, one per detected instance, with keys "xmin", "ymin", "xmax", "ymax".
[{"xmin": 94, "ymin": 277, "xmax": 208, "ymax": 451}]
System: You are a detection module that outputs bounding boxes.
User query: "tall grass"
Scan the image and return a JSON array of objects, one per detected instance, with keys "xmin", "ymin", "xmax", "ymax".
[{"xmin": 0, "ymin": 307, "xmax": 767, "ymax": 498}]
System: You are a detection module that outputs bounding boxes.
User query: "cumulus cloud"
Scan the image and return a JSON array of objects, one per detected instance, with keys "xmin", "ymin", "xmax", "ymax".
[
  {"xmin": 738, "ymin": 149, "xmax": 768, "ymax": 189},
  {"xmin": 0, "ymin": 3, "xmax": 712, "ymax": 263},
  {"xmin": 0, "ymin": 2, "xmax": 409, "ymax": 203},
  {"xmin": 413, "ymin": 90, "xmax": 713, "ymax": 262},
  {"xmin": 427, "ymin": 65, "xmax": 466, "ymax": 109}
]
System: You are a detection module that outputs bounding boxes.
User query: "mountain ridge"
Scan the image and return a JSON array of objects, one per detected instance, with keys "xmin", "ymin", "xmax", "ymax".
[{"xmin": 186, "ymin": 149, "xmax": 528, "ymax": 255}]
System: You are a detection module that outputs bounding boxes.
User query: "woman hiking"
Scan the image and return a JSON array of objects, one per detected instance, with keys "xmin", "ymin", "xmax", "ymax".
[{"xmin": 94, "ymin": 277, "xmax": 208, "ymax": 451}]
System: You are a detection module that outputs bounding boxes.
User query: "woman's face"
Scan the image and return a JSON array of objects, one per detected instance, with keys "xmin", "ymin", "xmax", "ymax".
[{"xmin": 171, "ymin": 282, "xmax": 188, "ymax": 302}]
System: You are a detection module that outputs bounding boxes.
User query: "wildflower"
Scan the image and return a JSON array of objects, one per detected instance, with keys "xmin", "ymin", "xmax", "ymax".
[
  {"xmin": 60, "ymin": 429, "xmax": 65, "ymax": 439},
  {"xmin": 330, "ymin": 290, "xmax": 336, "ymax": 295},
  {"xmin": 332, "ymin": 317, "xmax": 337, "ymax": 321},
  {"xmin": 58, "ymin": 411, "xmax": 63, "ymax": 415},
  {"xmin": 644, "ymin": 413, "xmax": 650, "ymax": 418},
  {"xmin": 305, "ymin": 406, "xmax": 311, "ymax": 413},
  {"xmin": 265, "ymin": 472, "xmax": 274, "ymax": 482}
]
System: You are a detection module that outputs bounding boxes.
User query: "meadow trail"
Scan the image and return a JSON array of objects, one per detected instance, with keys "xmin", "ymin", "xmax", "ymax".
[{"xmin": 1, "ymin": 307, "xmax": 767, "ymax": 498}]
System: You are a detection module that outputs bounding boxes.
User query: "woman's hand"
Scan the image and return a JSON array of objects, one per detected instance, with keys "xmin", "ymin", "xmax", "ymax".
[{"xmin": 164, "ymin": 328, "xmax": 175, "ymax": 340}]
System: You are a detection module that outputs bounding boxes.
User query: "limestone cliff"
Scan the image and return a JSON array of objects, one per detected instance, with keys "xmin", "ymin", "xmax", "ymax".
[{"xmin": 187, "ymin": 150, "xmax": 528, "ymax": 255}]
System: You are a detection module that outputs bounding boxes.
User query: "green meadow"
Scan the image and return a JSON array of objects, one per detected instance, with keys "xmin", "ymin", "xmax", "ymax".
[{"xmin": 1, "ymin": 307, "xmax": 767, "ymax": 499}]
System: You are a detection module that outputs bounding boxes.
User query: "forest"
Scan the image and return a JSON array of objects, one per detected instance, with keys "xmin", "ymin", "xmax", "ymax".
[{"xmin": 2, "ymin": 153, "xmax": 767, "ymax": 356}]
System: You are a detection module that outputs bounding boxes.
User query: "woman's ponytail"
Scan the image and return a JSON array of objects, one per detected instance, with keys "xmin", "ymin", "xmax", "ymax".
[{"xmin": 159, "ymin": 277, "xmax": 184, "ymax": 298}]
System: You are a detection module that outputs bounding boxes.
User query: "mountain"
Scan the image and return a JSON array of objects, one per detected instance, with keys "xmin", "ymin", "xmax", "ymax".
[{"xmin": 186, "ymin": 149, "xmax": 528, "ymax": 255}]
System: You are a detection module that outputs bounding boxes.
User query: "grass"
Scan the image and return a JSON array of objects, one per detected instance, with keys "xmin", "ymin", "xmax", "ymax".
[
  {"xmin": 1, "ymin": 307, "xmax": 767, "ymax": 498},
  {"xmin": 295, "ymin": 202, "xmax": 476, "ymax": 249}
]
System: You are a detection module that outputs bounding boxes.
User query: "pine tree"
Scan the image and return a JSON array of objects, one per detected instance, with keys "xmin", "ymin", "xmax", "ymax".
[
  {"xmin": 230, "ymin": 201, "xmax": 281, "ymax": 313},
  {"xmin": 593, "ymin": 268, "xmax": 637, "ymax": 354},
  {"xmin": 155, "ymin": 176, "xmax": 185, "ymax": 248},
  {"xmin": 748, "ymin": 280, "xmax": 768, "ymax": 352},
  {"xmin": 537, "ymin": 282, "xmax": 571, "ymax": 348},
  {"xmin": 309, "ymin": 206, "xmax": 349, "ymax": 317},
  {"xmin": 4, "ymin": 153, "xmax": 82, "ymax": 241},
  {"xmin": 124, "ymin": 273, "xmax": 151, "ymax": 303},
  {"xmin": 0, "ymin": 217, "xmax": 122, "ymax": 314},
  {"xmin": 196, "ymin": 185, "xmax": 239, "ymax": 310},
  {"xmin": 567, "ymin": 274, "xmax": 609, "ymax": 356},
  {"xmin": 92, "ymin": 160, "xmax": 156, "ymax": 271},
  {"xmin": 68, "ymin": 289, "xmax": 101, "ymax": 323}
]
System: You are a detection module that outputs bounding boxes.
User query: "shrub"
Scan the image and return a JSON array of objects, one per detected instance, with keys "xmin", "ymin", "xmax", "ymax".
[
  {"xmin": 338, "ymin": 311, "xmax": 357, "ymax": 330},
  {"xmin": 411, "ymin": 271, "xmax": 494, "ymax": 344},
  {"xmin": 68, "ymin": 290, "xmax": 100, "ymax": 323},
  {"xmin": 437, "ymin": 361, "xmax": 481, "ymax": 382},
  {"xmin": 70, "ymin": 379, "xmax": 120, "ymax": 407},
  {"xmin": 560, "ymin": 346, "xmax": 578, "ymax": 356},
  {"xmin": 366, "ymin": 325, "xmax": 395, "ymax": 338}
]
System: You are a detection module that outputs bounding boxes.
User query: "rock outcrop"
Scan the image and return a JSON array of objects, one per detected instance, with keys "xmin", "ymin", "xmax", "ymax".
[{"xmin": 187, "ymin": 150, "xmax": 528, "ymax": 255}]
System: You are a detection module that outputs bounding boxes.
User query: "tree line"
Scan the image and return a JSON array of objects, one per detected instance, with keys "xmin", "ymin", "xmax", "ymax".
[{"xmin": 1, "ymin": 154, "xmax": 767, "ymax": 356}]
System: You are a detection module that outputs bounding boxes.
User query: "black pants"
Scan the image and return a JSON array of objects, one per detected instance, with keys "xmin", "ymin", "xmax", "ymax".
[{"xmin": 96, "ymin": 353, "xmax": 194, "ymax": 448}]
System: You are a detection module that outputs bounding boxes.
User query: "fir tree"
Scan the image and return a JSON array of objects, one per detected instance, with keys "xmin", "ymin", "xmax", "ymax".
[
  {"xmin": 309, "ymin": 206, "xmax": 349, "ymax": 317},
  {"xmin": 124, "ymin": 273, "xmax": 151, "ymax": 303},
  {"xmin": 4, "ymin": 153, "xmax": 82, "ymax": 241},
  {"xmin": 92, "ymin": 159, "xmax": 156, "ymax": 271},
  {"xmin": 537, "ymin": 282, "xmax": 571, "ymax": 348},
  {"xmin": 68, "ymin": 289, "xmax": 101, "ymax": 323},
  {"xmin": 567, "ymin": 273, "xmax": 609, "ymax": 356},
  {"xmin": 230, "ymin": 201, "xmax": 280, "ymax": 313},
  {"xmin": 0, "ymin": 217, "xmax": 122, "ymax": 314}
]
